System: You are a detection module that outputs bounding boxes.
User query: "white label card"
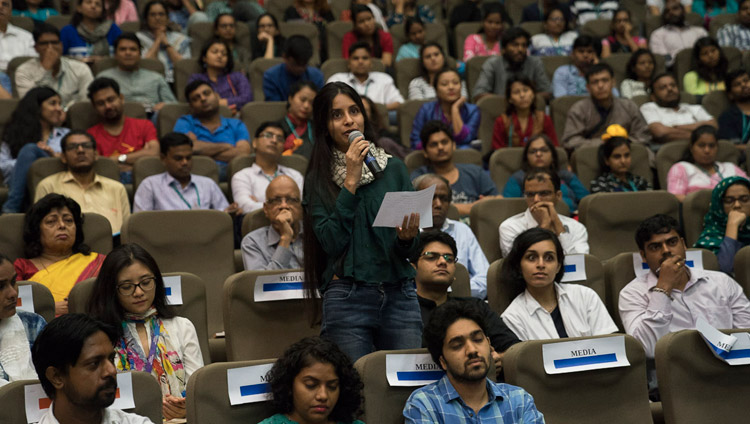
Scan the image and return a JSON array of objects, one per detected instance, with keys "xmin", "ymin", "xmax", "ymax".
[
  {"xmin": 543, "ymin": 335, "xmax": 630, "ymax": 375},
  {"xmin": 227, "ymin": 364, "xmax": 274, "ymax": 405},
  {"xmin": 24, "ymin": 384, "xmax": 49, "ymax": 424},
  {"xmin": 254, "ymin": 272, "xmax": 306, "ymax": 302},
  {"xmin": 16, "ymin": 285, "xmax": 35, "ymax": 314},
  {"xmin": 696, "ymin": 318, "xmax": 750, "ymax": 365},
  {"xmin": 372, "ymin": 185, "xmax": 434, "ymax": 228},
  {"xmin": 561, "ymin": 255, "xmax": 587, "ymax": 282},
  {"xmin": 386, "ymin": 353, "xmax": 445, "ymax": 387},
  {"xmin": 632, "ymin": 250, "xmax": 703, "ymax": 278},
  {"xmin": 111, "ymin": 372, "xmax": 136, "ymax": 410},
  {"xmin": 163, "ymin": 276, "xmax": 183, "ymax": 305}
]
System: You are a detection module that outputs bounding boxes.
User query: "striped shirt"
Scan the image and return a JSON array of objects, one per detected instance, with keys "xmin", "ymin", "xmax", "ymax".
[
  {"xmin": 570, "ymin": 0, "xmax": 619, "ymax": 26},
  {"xmin": 717, "ymin": 24, "xmax": 750, "ymax": 51}
]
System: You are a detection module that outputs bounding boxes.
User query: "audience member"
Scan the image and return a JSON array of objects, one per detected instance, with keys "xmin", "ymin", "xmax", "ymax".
[
  {"xmin": 403, "ymin": 301, "xmax": 544, "ymax": 422},
  {"xmin": 717, "ymin": 0, "xmax": 750, "ymax": 51},
  {"xmin": 0, "ymin": 0, "xmax": 35, "ymax": 72},
  {"xmin": 164, "ymin": 0, "xmax": 210, "ymax": 31},
  {"xmin": 136, "ymin": 0, "xmax": 190, "ymax": 83},
  {"xmin": 12, "ymin": 0, "xmax": 59, "ymax": 21},
  {"xmin": 204, "ymin": 0, "xmax": 264, "ymax": 22},
  {"xmin": 492, "ymin": 76, "xmax": 558, "ymax": 149},
  {"xmin": 263, "ymin": 35, "xmax": 324, "ymax": 102},
  {"xmin": 647, "ymin": 0, "xmax": 692, "ymax": 15},
  {"xmin": 388, "ymin": 0, "xmax": 435, "ymax": 26},
  {"xmin": 188, "ymin": 38, "xmax": 253, "ymax": 112},
  {"xmin": 174, "ymin": 80, "xmax": 251, "ymax": 180},
  {"xmin": 97, "ymin": 34, "xmax": 176, "ymax": 113},
  {"xmin": 463, "ymin": 2, "xmax": 504, "ymax": 61},
  {"xmin": 395, "ymin": 17, "xmax": 425, "ymax": 61},
  {"xmin": 500, "ymin": 228, "xmax": 616, "ymax": 340},
  {"xmin": 0, "ymin": 252, "xmax": 46, "ymax": 386},
  {"xmin": 281, "ymin": 81, "xmax": 317, "ymax": 158},
  {"xmin": 590, "ymin": 130, "xmax": 653, "ymax": 192},
  {"xmin": 15, "ymin": 24, "xmax": 93, "ymax": 108},
  {"xmin": 449, "ymin": 0, "xmax": 482, "ymax": 28},
  {"xmin": 35, "ymin": 131, "xmax": 131, "ymax": 235},
  {"xmin": 667, "ymin": 125, "xmax": 747, "ymax": 201},
  {"xmin": 521, "ymin": 0, "xmax": 573, "ymax": 23},
  {"xmin": 570, "ymin": 0, "xmax": 619, "ymax": 26},
  {"xmin": 650, "ymin": 0, "xmax": 708, "ymax": 67},
  {"xmin": 408, "ymin": 42, "xmax": 467, "ymax": 100},
  {"xmin": 343, "ymin": 5, "xmax": 394, "ymax": 67},
  {"xmin": 502, "ymin": 135, "xmax": 589, "ymax": 211},
  {"xmin": 718, "ymin": 69, "xmax": 750, "ymax": 146},
  {"xmin": 133, "ymin": 132, "xmax": 239, "ymax": 213},
  {"xmin": 60, "ymin": 0, "xmax": 122, "ymax": 62},
  {"xmin": 251, "ymin": 13, "xmax": 285, "ymax": 61},
  {"xmin": 213, "ymin": 14, "xmax": 250, "ymax": 65},
  {"xmin": 411, "ymin": 69, "xmax": 480, "ymax": 149},
  {"xmin": 472, "ymin": 27, "xmax": 551, "ymax": 102},
  {"xmin": 500, "ymin": 169, "xmax": 589, "ymax": 256},
  {"xmin": 683, "ymin": 37, "xmax": 728, "ymax": 96},
  {"xmin": 552, "ymin": 35, "xmax": 607, "ymax": 98},
  {"xmin": 283, "ymin": 0, "xmax": 334, "ymax": 61},
  {"xmin": 88, "ymin": 243, "xmax": 204, "ymax": 420},
  {"xmin": 692, "ymin": 0, "xmax": 737, "ymax": 16},
  {"xmin": 340, "ymin": 0, "xmax": 389, "ymax": 29},
  {"xmin": 601, "ymin": 9, "xmax": 647, "ymax": 57},
  {"xmin": 561, "ymin": 63, "xmax": 650, "ymax": 150},
  {"xmin": 105, "ymin": 0, "xmax": 138, "ymax": 25},
  {"xmin": 620, "ymin": 49, "xmax": 656, "ymax": 99},
  {"xmin": 260, "ymin": 337, "xmax": 364, "ymax": 424},
  {"xmin": 0, "ymin": 87, "xmax": 68, "ymax": 213},
  {"xmin": 32, "ymin": 313, "xmax": 154, "ymax": 423},
  {"xmin": 15, "ymin": 194, "xmax": 106, "ymax": 315},
  {"xmin": 640, "ymin": 73, "xmax": 717, "ymax": 146},
  {"xmin": 529, "ymin": 5, "xmax": 577, "ymax": 57},
  {"xmin": 413, "ymin": 176, "xmax": 490, "ymax": 298},
  {"xmin": 86, "ymin": 77, "xmax": 159, "ymax": 183},
  {"xmin": 411, "ymin": 121, "xmax": 498, "ymax": 215},
  {"xmin": 241, "ymin": 175, "xmax": 304, "ymax": 270},
  {"xmin": 695, "ymin": 176, "xmax": 750, "ymax": 273}
]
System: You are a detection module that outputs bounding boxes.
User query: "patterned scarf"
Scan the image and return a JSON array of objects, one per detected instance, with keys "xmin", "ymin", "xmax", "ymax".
[
  {"xmin": 695, "ymin": 176, "xmax": 750, "ymax": 252},
  {"xmin": 115, "ymin": 307, "xmax": 187, "ymax": 397},
  {"xmin": 331, "ymin": 143, "xmax": 390, "ymax": 188},
  {"xmin": 0, "ymin": 314, "xmax": 37, "ymax": 384},
  {"xmin": 76, "ymin": 20, "xmax": 114, "ymax": 56}
]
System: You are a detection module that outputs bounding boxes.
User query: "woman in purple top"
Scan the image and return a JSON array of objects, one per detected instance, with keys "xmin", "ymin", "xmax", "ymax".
[
  {"xmin": 409, "ymin": 68, "xmax": 480, "ymax": 150},
  {"xmin": 187, "ymin": 38, "xmax": 252, "ymax": 113}
]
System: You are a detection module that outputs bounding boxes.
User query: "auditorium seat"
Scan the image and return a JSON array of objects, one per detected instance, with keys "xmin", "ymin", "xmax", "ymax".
[
  {"xmin": 330, "ymin": 0, "xmax": 349, "ymax": 18},
  {"xmin": 265, "ymin": 0, "xmax": 293, "ymax": 21},
  {"xmin": 454, "ymin": 22, "xmax": 482, "ymax": 61},
  {"xmin": 578, "ymin": 191, "xmax": 681, "ymax": 260},
  {"xmin": 487, "ymin": 146, "xmax": 569, "ymax": 193},
  {"xmin": 403, "ymin": 148, "xmax": 482, "ymax": 174},
  {"xmin": 45, "ymin": 14, "xmax": 70, "ymax": 31},
  {"xmin": 394, "ymin": 58, "xmax": 421, "ymax": 98},
  {"xmin": 573, "ymin": 143, "xmax": 652, "ymax": 191},
  {"xmin": 709, "ymin": 14, "xmax": 739, "ymax": 38},
  {"xmin": 279, "ymin": 22, "xmax": 321, "ymax": 66},
  {"xmin": 731, "ymin": 246, "xmax": 750, "ymax": 298},
  {"xmin": 118, "ymin": 21, "xmax": 140, "ymax": 33},
  {"xmin": 505, "ymin": 0, "xmax": 535, "ymax": 26},
  {"xmin": 27, "ymin": 157, "xmax": 120, "ymax": 200},
  {"xmin": 504, "ymin": 334, "xmax": 653, "ymax": 424},
  {"xmin": 247, "ymin": 58, "xmax": 285, "ymax": 103},
  {"xmin": 450, "ymin": 263, "xmax": 472, "ymax": 298},
  {"xmin": 326, "ymin": 21, "xmax": 354, "ymax": 60},
  {"xmin": 228, "ymin": 154, "xmax": 308, "ymax": 201},
  {"xmin": 93, "ymin": 57, "xmax": 165, "ymax": 77},
  {"xmin": 580, "ymin": 18, "xmax": 611, "ymax": 39},
  {"xmin": 397, "ymin": 99, "xmax": 429, "ymax": 147},
  {"xmin": 6, "ymin": 56, "xmax": 34, "ymax": 98},
  {"xmin": 656, "ymin": 329, "xmax": 750, "ymax": 424},
  {"xmin": 239, "ymin": 101, "xmax": 288, "ymax": 139},
  {"xmin": 0, "ymin": 99, "xmax": 19, "ymax": 143},
  {"xmin": 645, "ymin": 12, "xmax": 702, "ymax": 38},
  {"xmin": 156, "ymin": 102, "xmax": 234, "ymax": 137},
  {"xmin": 465, "ymin": 55, "xmax": 490, "ymax": 99},
  {"xmin": 188, "ymin": 21, "xmax": 252, "ymax": 60},
  {"xmin": 8, "ymin": 16, "xmax": 33, "ymax": 32},
  {"xmin": 655, "ymin": 140, "xmax": 738, "ymax": 190},
  {"xmin": 321, "ymin": 57, "xmax": 386, "ymax": 81},
  {"xmin": 519, "ymin": 21, "xmax": 544, "ymax": 37},
  {"xmin": 701, "ymin": 90, "xmax": 731, "ymax": 119},
  {"xmin": 550, "ymin": 95, "xmax": 587, "ymax": 140},
  {"xmin": 67, "ymin": 101, "xmax": 147, "ymax": 131},
  {"xmin": 132, "ymin": 155, "xmax": 219, "ymax": 194},
  {"xmin": 682, "ymin": 189, "xmax": 712, "ymax": 247},
  {"xmin": 223, "ymin": 269, "xmax": 319, "ymax": 361},
  {"xmin": 17, "ymin": 281, "xmax": 55, "ymax": 323},
  {"xmin": 674, "ymin": 46, "xmax": 741, "ymax": 92},
  {"xmin": 240, "ymin": 209, "xmax": 270, "ymax": 238},
  {"xmin": 389, "ymin": 22, "xmax": 449, "ymax": 59},
  {"xmin": 541, "ymin": 55, "xmax": 571, "ymax": 81},
  {"xmin": 173, "ymin": 58, "xmax": 203, "ymax": 102},
  {"xmin": 601, "ymin": 52, "xmax": 632, "ymax": 86}
]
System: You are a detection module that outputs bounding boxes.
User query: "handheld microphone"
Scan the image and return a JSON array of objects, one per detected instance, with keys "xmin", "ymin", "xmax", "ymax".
[{"xmin": 348, "ymin": 130, "xmax": 384, "ymax": 179}]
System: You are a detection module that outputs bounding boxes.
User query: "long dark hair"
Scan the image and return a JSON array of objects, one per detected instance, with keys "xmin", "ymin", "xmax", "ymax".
[
  {"xmin": 681, "ymin": 124, "xmax": 718, "ymax": 163},
  {"xmin": 140, "ymin": 0, "xmax": 169, "ymax": 31},
  {"xmin": 609, "ymin": 8, "xmax": 632, "ymax": 36},
  {"xmin": 625, "ymin": 49, "xmax": 655, "ymax": 81},
  {"xmin": 521, "ymin": 134, "xmax": 560, "ymax": 172},
  {"xmin": 72, "ymin": 0, "xmax": 107, "ymax": 27},
  {"xmin": 504, "ymin": 76, "xmax": 537, "ymax": 116},
  {"xmin": 23, "ymin": 194, "xmax": 91, "ymax": 259},
  {"xmin": 87, "ymin": 243, "xmax": 175, "ymax": 336},
  {"xmin": 107, "ymin": 0, "xmax": 122, "ymax": 20},
  {"xmin": 693, "ymin": 37, "xmax": 728, "ymax": 84},
  {"xmin": 418, "ymin": 41, "xmax": 447, "ymax": 80},
  {"xmin": 500, "ymin": 227, "xmax": 565, "ymax": 300},
  {"xmin": 198, "ymin": 38, "xmax": 234, "ymax": 74},
  {"xmin": 351, "ymin": 4, "xmax": 382, "ymax": 58},
  {"xmin": 477, "ymin": 2, "xmax": 509, "ymax": 34},
  {"xmin": 2, "ymin": 87, "xmax": 59, "ymax": 158},
  {"xmin": 598, "ymin": 136, "xmax": 631, "ymax": 173}
]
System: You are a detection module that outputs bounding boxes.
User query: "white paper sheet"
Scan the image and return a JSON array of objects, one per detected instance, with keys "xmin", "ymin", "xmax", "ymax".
[
  {"xmin": 561, "ymin": 255, "xmax": 587, "ymax": 282},
  {"xmin": 24, "ymin": 384, "xmax": 49, "ymax": 424},
  {"xmin": 372, "ymin": 185, "xmax": 435, "ymax": 228},
  {"xmin": 227, "ymin": 364, "xmax": 274, "ymax": 405},
  {"xmin": 163, "ymin": 276, "xmax": 183, "ymax": 305},
  {"xmin": 111, "ymin": 372, "xmax": 135, "ymax": 410},
  {"xmin": 254, "ymin": 272, "xmax": 306, "ymax": 302},
  {"xmin": 385, "ymin": 353, "xmax": 444, "ymax": 387},
  {"xmin": 632, "ymin": 250, "xmax": 703, "ymax": 278},
  {"xmin": 16, "ymin": 285, "xmax": 35, "ymax": 314},
  {"xmin": 542, "ymin": 335, "xmax": 630, "ymax": 375},
  {"xmin": 696, "ymin": 318, "xmax": 750, "ymax": 365}
]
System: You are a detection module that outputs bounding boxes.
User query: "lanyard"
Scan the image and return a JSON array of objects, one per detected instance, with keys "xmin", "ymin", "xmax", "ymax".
[
  {"xmin": 263, "ymin": 169, "xmax": 279, "ymax": 182},
  {"xmin": 699, "ymin": 164, "xmax": 724, "ymax": 180},
  {"xmin": 171, "ymin": 184, "xmax": 200, "ymax": 209},
  {"xmin": 285, "ymin": 116, "xmax": 311, "ymax": 140},
  {"xmin": 742, "ymin": 114, "xmax": 750, "ymax": 144}
]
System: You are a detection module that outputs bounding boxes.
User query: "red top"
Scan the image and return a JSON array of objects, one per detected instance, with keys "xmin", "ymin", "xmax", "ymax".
[
  {"xmin": 492, "ymin": 112, "xmax": 558, "ymax": 150},
  {"xmin": 342, "ymin": 29, "xmax": 393, "ymax": 59},
  {"xmin": 87, "ymin": 116, "xmax": 158, "ymax": 157}
]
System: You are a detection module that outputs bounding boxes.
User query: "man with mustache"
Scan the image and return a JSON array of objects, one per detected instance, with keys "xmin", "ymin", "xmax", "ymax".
[
  {"xmin": 31, "ymin": 313, "xmax": 153, "ymax": 423},
  {"xmin": 649, "ymin": 0, "xmax": 707, "ymax": 67},
  {"xmin": 403, "ymin": 301, "xmax": 543, "ymax": 423},
  {"xmin": 718, "ymin": 70, "xmax": 750, "ymax": 146},
  {"xmin": 551, "ymin": 35, "xmax": 610, "ymax": 98}
]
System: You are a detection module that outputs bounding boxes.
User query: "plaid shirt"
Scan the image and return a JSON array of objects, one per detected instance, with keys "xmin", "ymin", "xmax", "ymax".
[{"xmin": 403, "ymin": 375, "xmax": 545, "ymax": 423}]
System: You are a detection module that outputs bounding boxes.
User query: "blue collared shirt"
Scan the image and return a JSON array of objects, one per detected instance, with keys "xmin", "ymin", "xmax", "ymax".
[
  {"xmin": 403, "ymin": 375, "xmax": 545, "ymax": 423},
  {"xmin": 552, "ymin": 65, "xmax": 620, "ymax": 98},
  {"xmin": 133, "ymin": 171, "xmax": 229, "ymax": 212},
  {"xmin": 262, "ymin": 63, "xmax": 325, "ymax": 102},
  {"xmin": 173, "ymin": 114, "xmax": 249, "ymax": 146},
  {"xmin": 441, "ymin": 218, "xmax": 490, "ymax": 299}
]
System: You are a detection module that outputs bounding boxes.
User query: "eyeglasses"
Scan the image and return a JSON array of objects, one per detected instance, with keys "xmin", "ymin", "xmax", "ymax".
[
  {"xmin": 421, "ymin": 251, "xmax": 457, "ymax": 263},
  {"xmin": 63, "ymin": 141, "xmax": 95, "ymax": 152},
  {"xmin": 37, "ymin": 40, "xmax": 61, "ymax": 46},
  {"xmin": 260, "ymin": 132, "xmax": 285, "ymax": 143},
  {"xmin": 217, "ymin": 23, "xmax": 235, "ymax": 29},
  {"xmin": 722, "ymin": 195, "xmax": 750, "ymax": 205},
  {"xmin": 116, "ymin": 277, "xmax": 156, "ymax": 296},
  {"xmin": 266, "ymin": 196, "xmax": 301, "ymax": 206},
  {"xmin": 524, "ymin": 190, "xmax": 554, "ymax": 199},
  {"xmin": 528, "ymin": 147, "xmax": 550, "ymax": 155}
]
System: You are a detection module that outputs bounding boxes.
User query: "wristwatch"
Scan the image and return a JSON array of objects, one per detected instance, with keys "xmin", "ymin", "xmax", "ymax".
[{"xmin": 118, "ymin": 154, "xmax": 127, "ymax": 164}]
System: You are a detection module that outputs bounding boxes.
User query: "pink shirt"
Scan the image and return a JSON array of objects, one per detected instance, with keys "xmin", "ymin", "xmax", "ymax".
[
  {"xmin": 109, "ymin": 0, "xmax": 138, "ymax": 25},
  {"xmin": 462, "ymin": 34, "xmax": 501, "ymax": 61},
  {"xmin": 666, "ymin": 161, "xmax": 748, "ymax": 196}
]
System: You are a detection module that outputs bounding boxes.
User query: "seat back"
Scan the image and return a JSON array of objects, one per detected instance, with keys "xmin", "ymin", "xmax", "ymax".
[
  {"xmin": 504, "ymin": 334, "xmax": 653, "ymax": 424},
  {"xmin": 454, "ymin": 22, "xmax": 482, "ymax": 61},
  {"xmin": 240, "ymin": 209, "xmax": 271, "ymax": 237},
  {"xmin": 389, "ymin": 22, "xmax": 449, "ymax": 59},
  {"xmin": 16, "ymin": 281, "xmax": 55, "ymax": 323},
  {"xmin": 397, "ymin": 100, "xmax": 429, "ymax": 147},
  {"xmin": 247, "ymin": 58, "xmax": 284, "ymax": 103},
  {"xmin": 709, "ymin": 14, "xmax": 738, "ymax": 38},
  {"xmin": 645, "ymin": 12, "xmax": 703, "ymax": 38},
  {"xmin": 519, "ymin": 21, "xmax": 544, "ymax": 36},
  {"xmin": 403, "ymin": 149, "xmax": 483, "ymax": 174},
  {"xmin": 541, "ymin": 55, "xmax": 571, "ymax": 80},
  {"xmin": 132, "ymin": 155, "xmax": 219, "ymax": 194},
  {"xmin": 46, "ymin": 14, "xmax": 70, "ymax": 30},
  {"xmin": 730, "ymin": 245, "xmax": 750, "ymax": 299},
  {"xmin": 185, "ymin": 359, "xmax": 276, "ymax": 424},
  {"xmin": 0, "ymin": 99, "xmax": 19, "ymax": 144},
  {"xmin": 6, "ymin": 56, "xmax": 34, "ymax": 98},
  {"xmin": 655, "ymin": 140, "xmax": 739, "ymax": 189},
  {"xmin": 173, "ymin": 58, "xmax": 203, "ymax": 102},
  {"xmin": 465, "ymin": 55, "xmax": 490, "ymax": 97},
  {"xmin": 67, "ymin": 101, "xmax": 148, "ymax": 130},
  {"xmin": 27, "ymin": 157, "xmax": 120, "ymax": 200},
  {"xmin": 656, "ymin": 329, "xmax": 750, "ymax": 424},
  {"xmin": 9, "ymin": 16, "xmax": 33, "ymax": 32},
  {"xmin": 573, "ymin": 143, "xmax": 652, "ymax": 191},
  {"xmin": 601, "ymin": 52, "xmax": 633, "ymax": 86},
  {"xmin": 394, "ymin": 56, "xmax": 458, "ymax": 99},
  {"xmin": 121, "ymin": 210, "xmax": 235, "ymax": 336},
  {"xmin": 93, "ymin": 57, "xmax": 165, "ymax": 76},
  {"xmin": 450, "ymin": 263, "xmax": 472, "ymax": 298},
  {"xmin": 488, "ymin": 147, "xmax": 569, "ymax": 193},
  {"xmin": 550, "ymin": 95, "xmax": 587, "ymax": 140},
  {"xmin": 279, "ymin": 22, "xmax": 320, "ymax": 66},
  {"xmin": 470, "ymin": 197, "xmax": 527, "ymax": 263},
  {"xmin": 0, "ymin": 212, "xmax": 112, "ymax": 262},
  {"xmin": 580, "ymin": 18, "xmax": 612, "ymax": 38},
  {"xmin": 239, "ymin": 101, "xmax": 289, "ymax": 139},
  {"xmin": 701, "ymin": 90, "xmax": 731, "ymax": 119},
  {"xmin": 682, "ymin": 189, "xmax": 712, "ymax": 247},
  {"xmin": 223, "ymin": 269, "xmax": 319, "ymax": 361},
  {"xmin": 326, "ymin": 21, "xmax": 354, "ymax": 60}
]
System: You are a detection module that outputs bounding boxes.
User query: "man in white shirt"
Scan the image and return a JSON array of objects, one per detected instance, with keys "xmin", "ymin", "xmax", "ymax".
[
  {"xmin": 230, "ymin": 121, "xmax": 304, "ymax": 213},
  {"xmin": 649, "ymin": 0, "xmax": 707, "ymax": 66},
  {"xmin": 640, "ymin": 73, "xmax": 717, "ymax": 147},
  {"xmin": 0, "ymin": 0, "xmax": 36, "ymax": 72},
  {"xmin": 499, "ymin": 169, "xmax": 589, "ymax": 256},
  {"xmin": 32, "ymin": 313, "xmax": 154, "ymax": 424}
]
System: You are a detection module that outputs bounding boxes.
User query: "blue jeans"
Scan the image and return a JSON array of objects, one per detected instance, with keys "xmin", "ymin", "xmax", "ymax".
[
  {"xmin": 321, "ymin": 279, "xmax": 423, "ymax": 362},
  {"xmin": 2, "ymin": 144, "xmax": 49, "ymax": 213}
]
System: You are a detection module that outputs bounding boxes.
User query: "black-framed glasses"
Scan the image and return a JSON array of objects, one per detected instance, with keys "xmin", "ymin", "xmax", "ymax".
[
  {"xmin": 260, "ymin": 132, "xmax": 285, "ymax": 143},
  {"xmin": 722, "ymin": 195, "xmax": 750, "ymax": 205},
  {"xmin": 117, "ymin": 277, "xmax": 156, "ymax": 296},
  {"xmin": 266, "ymin": 196, "xmax": 301, "ymax": 206},
  {"xmin": 63, "ymin": 141, "xmax": 95, "ymax": 152},
  {"xmin": 421, "ymin": 251, "xmax": 457, "ymax": 263}
]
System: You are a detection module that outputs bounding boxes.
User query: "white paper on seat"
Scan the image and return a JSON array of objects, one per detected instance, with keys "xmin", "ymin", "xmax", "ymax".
[
  {"xmin": 111, "ymin": 372, "xmax": 135, "ymax": 410},
  {"xmin": 372, "ymin": 185, "xmax": 434, "ymax": 228},
  {"xmin": 385, "ymin": 353, "xmax": 444, "ymax": 387},
  {"xmin": 24, "ymin": 383, "xmax": 48, "ymax": 424},
  {"xmin": 254, "ymin": 271, "xmax": 305, "ymax": 302},
  {"xmin": 16, "ymin": 285, "xmax": 34, "ymax": 314},
  {"xmin": 227, "ymin": 364, "xmax": 274, "ymax": 405},
  {"xmin": 632, "ymin": 250, "xmax": 703, "ymax": 278},
  {"xmin": 164, "ymin": 276, "xmax": 183, "ymax": 305},
  {"xmin": 561, "ymin": 254, "xmax": 586, "ymax": 282},
  {"xmin": 696, "ymin": 318, "xmax": 750, "ymax": 366},
  {"xmin": 542, "ymin": 335, "xmax": 630, "ymax": 375}
]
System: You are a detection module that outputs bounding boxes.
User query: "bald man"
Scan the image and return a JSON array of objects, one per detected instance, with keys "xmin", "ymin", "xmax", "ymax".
[{"xmin": 241, "ymin": 175, "xmax": 304, "ymax": 270}]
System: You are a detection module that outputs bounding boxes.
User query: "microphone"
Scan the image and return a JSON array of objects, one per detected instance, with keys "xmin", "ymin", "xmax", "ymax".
[{"xmin": 348, "ymin": 130, "xmax": 384, "ymax": 180}]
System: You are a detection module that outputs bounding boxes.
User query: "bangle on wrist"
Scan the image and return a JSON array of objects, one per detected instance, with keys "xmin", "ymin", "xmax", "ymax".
[{"xmin": 649, "ymin": 286, "xmax": 673, "ymax": 300}]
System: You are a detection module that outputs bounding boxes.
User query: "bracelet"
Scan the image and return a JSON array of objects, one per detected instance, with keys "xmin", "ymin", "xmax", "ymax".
[{"xmin": 649, "ymin": 286, "xmax": 673, "ymax": 300}]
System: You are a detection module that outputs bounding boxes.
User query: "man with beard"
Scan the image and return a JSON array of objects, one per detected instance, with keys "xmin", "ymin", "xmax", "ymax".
[
  {"xmin": 552, "ymin": 35, "xmax": 612, "ymax": 98},
  {"xmin": 32, "ymin": 313, "xmax": 153, "ymax": 424},
  {"xmin": 718, "ymin": 0, "xmax": 750, "ymax": 51},
  {"xmin": 86, "ymin": 77, "xmax": 159, "ymax": 184},
  {"xmin": 718, "ymin": 70, "xmax": 750, "ymax": 146},
  {"xmin": 403, "ymin": 301, "xmax": 543, "ymax": 423},
  {"xmin": 174, "ymin": 80, "xmax": 251, "ymax": 181},
  {"xmin": 650, "ymin": 0, "xmax": 708, "ymax": 67},
  {"xmin": 471, "ymin": 27, "xmax": 551, "ymax": 102},
  {"xmin": 639, "ymin": 73, "xmax": 716, "ymax": 146},
  {"xmin": 35, "ymin": 131, "xmax": 130, "ymax": 235}
]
